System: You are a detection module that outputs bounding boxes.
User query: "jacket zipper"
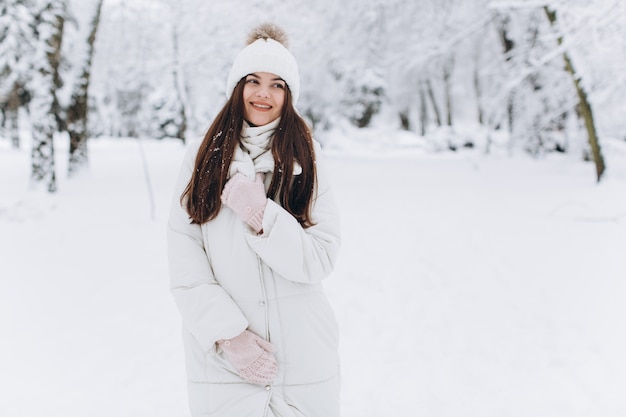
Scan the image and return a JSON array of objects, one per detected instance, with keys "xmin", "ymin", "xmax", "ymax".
[
  {"xmin": 257, "ymin": 255, "xmax": 273, "ymax": 417},
  {"xmin": 257, "ymin": 255, "xmax": 270, "ymax": 341}
]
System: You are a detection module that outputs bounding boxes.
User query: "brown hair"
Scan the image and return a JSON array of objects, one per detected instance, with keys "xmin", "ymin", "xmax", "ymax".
[{"xmin": 181, "ymin": 78, "xmax": 317, "ymax": 228}]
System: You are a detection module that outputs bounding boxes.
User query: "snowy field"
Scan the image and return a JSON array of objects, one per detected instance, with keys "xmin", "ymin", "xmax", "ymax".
[{"xmin": 1, "ymin": 133, "xmax": 625, "ymax": 417}]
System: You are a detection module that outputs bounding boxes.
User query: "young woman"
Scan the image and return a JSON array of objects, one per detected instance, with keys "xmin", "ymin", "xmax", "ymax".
[{"xmin": 167, "ymin": 24, "xmax": 342, "ymax": 417}]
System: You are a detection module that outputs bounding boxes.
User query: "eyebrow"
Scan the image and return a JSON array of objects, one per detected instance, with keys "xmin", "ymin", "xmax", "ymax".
[{"xmin": 247, "ymin": 73, "xmax": 285, "ymax": 82}]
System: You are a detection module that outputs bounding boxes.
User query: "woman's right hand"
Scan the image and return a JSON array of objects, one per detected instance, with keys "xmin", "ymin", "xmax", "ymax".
[
  {"xmin": 217, "ymin": 330, "xmax": 278, "ymax": 384},
  {"xmin": 221, "ymin": 172, "xmax": 268, "ymax": 233}
]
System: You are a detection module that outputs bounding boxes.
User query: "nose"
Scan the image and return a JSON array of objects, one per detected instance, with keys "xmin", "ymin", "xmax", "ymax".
[{"xmin": 255, "ymin": 86, "xmax": 270, "ymax": 98}]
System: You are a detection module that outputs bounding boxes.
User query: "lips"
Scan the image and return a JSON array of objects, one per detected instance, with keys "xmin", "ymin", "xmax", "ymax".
[{"xmin": 251, "ymin": 102, "xmax": 272, "ymax": 111}]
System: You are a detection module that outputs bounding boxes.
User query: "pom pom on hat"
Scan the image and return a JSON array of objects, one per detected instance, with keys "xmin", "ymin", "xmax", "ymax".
[
  {"xmin": 246, "ymin": 23, "xmax": 290, "ymax": 47},
  {"xmin": 226, "ymin": 23, "xmax": 300, "ymax": 104}
]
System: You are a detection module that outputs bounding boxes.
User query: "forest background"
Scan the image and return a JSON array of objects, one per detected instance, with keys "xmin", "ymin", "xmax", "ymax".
[{"xmin": 1, "ymin": 0, "xmax": 625, "ymax": 191}]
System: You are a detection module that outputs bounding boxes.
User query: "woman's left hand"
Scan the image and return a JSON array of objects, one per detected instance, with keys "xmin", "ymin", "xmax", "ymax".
[{"xmin": 221, "ymin": 172, "xmax": 268, "ymax": 233}]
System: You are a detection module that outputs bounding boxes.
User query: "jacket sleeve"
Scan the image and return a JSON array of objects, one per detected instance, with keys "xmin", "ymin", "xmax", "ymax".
[
  {"xmin": 245, "ymin": 142, "xmax": 341, "ymax": 283},
  {"xmin": 167, "ymin": 142, "xmax": 248, "ymax": 352}
]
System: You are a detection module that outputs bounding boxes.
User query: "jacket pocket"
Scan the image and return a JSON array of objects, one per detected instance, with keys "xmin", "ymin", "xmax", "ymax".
[{"xmin": 182, "ymin": 329, "xmax": 240, "ymax": 383}]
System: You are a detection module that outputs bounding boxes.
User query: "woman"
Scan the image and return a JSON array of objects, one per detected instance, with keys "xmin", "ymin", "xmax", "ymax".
[{"xmin": 167, "ymin": 23, "xmax": 342, "ymax": 417}]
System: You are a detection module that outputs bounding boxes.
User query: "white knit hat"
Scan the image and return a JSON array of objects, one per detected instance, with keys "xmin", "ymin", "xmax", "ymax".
[{"xmin": 226, "ymin": 24, "xmax": 300, "ymax": 105}]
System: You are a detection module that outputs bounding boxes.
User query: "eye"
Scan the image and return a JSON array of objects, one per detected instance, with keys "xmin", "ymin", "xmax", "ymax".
[
  {"xmin": 272, "ymin": 82, "xmax": 285, "ymax": 89},
  {"xmin": 245, "ymin": 77, "xmax": 259, "ymax": 84}
]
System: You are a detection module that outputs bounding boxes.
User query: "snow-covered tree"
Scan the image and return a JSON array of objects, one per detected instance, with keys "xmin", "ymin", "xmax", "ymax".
[
  {"xmin": 166, "ymin": 17, "xmax": 188, "ymax": 142},
  {"xmin": 29, "ymin": 0, "xmax": 65, "ymax": 192},
  {"xmin": 487, "ymin": 0, "xmax": 621, "ymax": 177},
  {"xmin": 384, "ymin": 0, "xmax": 494, "ymax": 142},
  {"xmin": 542, "ymin": 2, "xmax": 621, "ymax": 181},
  {"xmin": 498, "ymin": 7, "xmax": 575, "ymax": 154},
  {"xmin": 0, "ymin": 0, "xmax": 35, "ymax": 148},
  {"xmin": 64, "ymin": 0, "xmax": 103, "ymax": 176},
  {"xmin": 89, "ymin": 1, "xmax": 178, "ymax": 138}
]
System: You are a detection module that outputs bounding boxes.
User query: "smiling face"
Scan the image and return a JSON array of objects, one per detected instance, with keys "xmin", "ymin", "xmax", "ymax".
[{"xmin": 242, "ymin": 72, "xmax": 286, "ymax": 127}]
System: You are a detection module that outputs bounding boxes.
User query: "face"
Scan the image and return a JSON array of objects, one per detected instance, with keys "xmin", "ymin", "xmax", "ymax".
[{"xmin": 242, "ymin": 72, "xmax": 286, "ymax": 127}]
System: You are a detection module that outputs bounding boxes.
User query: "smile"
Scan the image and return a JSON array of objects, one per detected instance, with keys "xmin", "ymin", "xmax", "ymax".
[{"xmin": 252, "ymin": 103, "xmax": 271, "ymax": 109}]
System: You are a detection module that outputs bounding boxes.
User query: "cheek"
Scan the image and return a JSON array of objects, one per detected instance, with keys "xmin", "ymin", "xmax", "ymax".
[
  {"xmin": 274, "ymin": 91, "xmax": 286, "ymax": 109},
  {"xmin": 242, "ymin": 86, "xmax": 252, "ymax": 101}
]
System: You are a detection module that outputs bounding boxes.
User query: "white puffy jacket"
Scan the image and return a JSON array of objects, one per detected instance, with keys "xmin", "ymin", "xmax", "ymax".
[{"xmin": 167, "ymin": 140, "xmax": 342, "ymax": 417}]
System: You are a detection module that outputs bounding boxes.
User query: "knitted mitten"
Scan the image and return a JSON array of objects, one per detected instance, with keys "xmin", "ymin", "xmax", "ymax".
[
  {"xmin": 221, "ymin": 172, "xmax": 268, "ymax": 233},
  {"xmin": 217, "ymin": 330, "xmax": 278, "ymax": 384}
]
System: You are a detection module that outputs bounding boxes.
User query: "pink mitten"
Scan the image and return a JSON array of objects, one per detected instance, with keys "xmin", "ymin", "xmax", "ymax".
[
  {"xmin": 221, "ymin": 172, "xmax": 267, "ymax": 233},
  {"xmin": 217, "ymin": 330, "xmax": 278, "ymax": 384}
]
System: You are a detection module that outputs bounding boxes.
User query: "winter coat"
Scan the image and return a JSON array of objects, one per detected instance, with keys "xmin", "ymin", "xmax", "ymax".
[{"xmin": 167, "ymin": 139, "xmax": 342, "ymax": 417}]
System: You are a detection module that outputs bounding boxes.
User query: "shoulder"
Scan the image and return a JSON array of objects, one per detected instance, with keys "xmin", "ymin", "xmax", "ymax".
[
  {"xmin": 311, "ymin": 139, "xmax": 326, "ymax": 163},
  {"xmin": 181, "ymin": 138, "xmax": 203, "ymax": 168},
  {"xmin": 311, "ymin": 139, "xmax": 334, "ymax": 190},
  {"xmin": 312, "ymin": 139, "xmax": 322, "ymax": 154},
  {"xmin": 186, "ymin": 138, "xmax": 203, "ymax": 157}
]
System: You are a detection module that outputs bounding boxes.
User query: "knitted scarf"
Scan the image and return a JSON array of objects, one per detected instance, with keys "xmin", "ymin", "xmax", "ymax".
[{"xmin": 229, "ymin": 118, "xmax": 302, "ymax": 179}]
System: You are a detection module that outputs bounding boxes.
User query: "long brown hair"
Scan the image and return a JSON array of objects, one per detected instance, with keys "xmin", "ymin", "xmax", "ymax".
[{"xmin": 181, "ymin": 78, "xmax": 317, "ymax": 227}]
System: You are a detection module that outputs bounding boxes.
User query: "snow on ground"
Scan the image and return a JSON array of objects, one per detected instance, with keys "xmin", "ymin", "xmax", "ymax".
[{"xmin": 1, "ymin": 133, "xmax": 625, "ymax": 417}]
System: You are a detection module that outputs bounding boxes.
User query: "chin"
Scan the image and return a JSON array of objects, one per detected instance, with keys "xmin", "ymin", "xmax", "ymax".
[{"xmin": 247, "ymin": 115, "xmax": 278, "ymax": 127}]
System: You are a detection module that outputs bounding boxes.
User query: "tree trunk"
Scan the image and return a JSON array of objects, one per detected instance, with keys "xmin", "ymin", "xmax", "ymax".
[
  {"xmin": 418, "ymin": 79, "xmax": 428, "ymax": 136},
  {"xmin": 67, "ymin": 0, "xmax": 103, "ymax": 177},
  {"xmin": 544, "ymin": 6, "xmax": 605, "ymax": 182},
  {"xmin": 443, "ymin": 55, "xmax": 454, "ymax": 127},
  {"xmin": 30, "ymin": 1, "xmax": 65, "ymax": 193},
  {"xmin": 171, "ymin": 24, "xmax": 188, "ymax": 143},
  {"xmin": 399, "ymin": 110, "xmax": 410, "ymax": 131},
  {"xmin": 496, "ymin": 16, "xmax": 516, "ymax": 136},
  {"xmin": 473, "ymin": 64, "xmax": 484, "ymax": 126},
  {"xmin": 5, "ymin": 84, "xmax": 21, "ymax": 148},
  {"xmin": 425, "ymin": 79, "xmax": 442, "ymax": 127}
]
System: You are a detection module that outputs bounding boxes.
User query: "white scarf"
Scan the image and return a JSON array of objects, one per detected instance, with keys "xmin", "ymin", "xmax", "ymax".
[{"xmin": 229, "ymin": 118, "xmax": 302, "ymax": 179}]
